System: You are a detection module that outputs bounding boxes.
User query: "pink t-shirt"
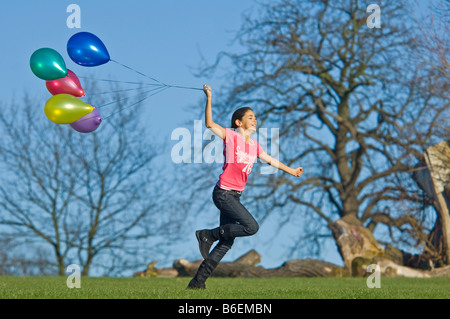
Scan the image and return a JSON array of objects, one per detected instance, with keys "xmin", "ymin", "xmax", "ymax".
[{"xmin": 217, "ymin": 128, "xmax": 264, "ymax": 192}]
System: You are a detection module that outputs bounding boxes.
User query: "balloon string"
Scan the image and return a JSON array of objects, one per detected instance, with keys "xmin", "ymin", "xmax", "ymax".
[
  {"xmin": 95, "ymin": 86, "xmax": 165, "ymax": 109},
  {"xmin": 78, "ymin": 76, "xmax": 163, "ymax": 86},
  {"xmin": 110, "ymin": 59, "xmax": 167, "ymax": 86},
  {"xmin": 72, "ymin": 59, "xmax": 203, "ymax": 128},
  {"xmin": 88, "ymin": 84, "xmax": 161, "ymax": 96},
  {"xmin": 72, "ymin": 86, "xmax": 168, "ymax": 125},
  {"xmin": 166, "ymin": 84, "xmax": 203, "ymax": 91},
  {"xmin": 81, "ymin": 75, "xmax": 203, "ymax": 92},
  {"xmin": 102, "ymin": 86, "xmax": 169, "ymax": 120},
  {"xmin": 109, "ymin": 59, "xmax": 203, "ymax": 91}
]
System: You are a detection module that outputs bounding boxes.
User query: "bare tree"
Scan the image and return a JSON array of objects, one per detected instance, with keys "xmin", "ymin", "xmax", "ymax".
[
  {"xmin": 194, "ymin": 0, "xmax": 450, "ymax": 269},
  {"xmin": 0, "ymin": 83, "xmax": 179, "ymax": 276},
  {"xmin": 414, "ymin": 0, "xmax": 449, "ymax": 78}
]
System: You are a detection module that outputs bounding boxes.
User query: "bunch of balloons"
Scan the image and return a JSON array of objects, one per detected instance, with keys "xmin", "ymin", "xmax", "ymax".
[
  {"xmin": 30, "ymin": 32, "xmax": 110, "ymax": 133},
  {"xmin": 31, "ymin": 32, "xmax": 202, "ymax": 133}
]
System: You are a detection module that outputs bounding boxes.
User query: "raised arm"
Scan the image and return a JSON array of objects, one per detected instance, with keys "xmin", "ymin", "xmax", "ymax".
[
  {"xmin": 258, "ymin": 151, "xmax": 303, "ymax": 177},
  {"xmin": 204, "ymin": 85, "xmax": 226, "ymax": 140}
]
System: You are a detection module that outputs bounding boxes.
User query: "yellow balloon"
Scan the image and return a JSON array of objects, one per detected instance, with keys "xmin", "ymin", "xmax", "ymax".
[{"xmin": 44, "ymin": 94, "xmax": 94, "ymax": 124}]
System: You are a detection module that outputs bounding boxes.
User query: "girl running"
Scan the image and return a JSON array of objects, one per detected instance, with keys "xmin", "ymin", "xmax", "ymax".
[{"xmin": 187, "ymin": 85, "xmax": 303, "ymax": 289}]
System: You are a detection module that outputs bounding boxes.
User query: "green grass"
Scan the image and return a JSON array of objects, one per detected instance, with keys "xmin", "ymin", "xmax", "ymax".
[{"xmin": 0, "ymin": 276, "xmax": 449, "ymax": 299}]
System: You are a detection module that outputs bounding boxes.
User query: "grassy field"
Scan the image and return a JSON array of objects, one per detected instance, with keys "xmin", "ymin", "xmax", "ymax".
[{"xmin": 0, "ymin": 276, "xmax": 449, "ymax": 299}]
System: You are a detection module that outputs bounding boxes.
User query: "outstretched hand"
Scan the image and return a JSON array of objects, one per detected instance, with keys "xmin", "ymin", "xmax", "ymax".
[
  {"xmin": 203, "ymin": 84, "xmax": 212, "ymax": 98},
  {"xmin": 290, "ymin": 167, "xmax": 304, "ymax": 177}
]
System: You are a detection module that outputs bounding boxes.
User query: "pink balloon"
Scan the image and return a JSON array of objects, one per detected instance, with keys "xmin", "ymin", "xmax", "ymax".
[{"xmin": 46, "ymin": 69, "xmax": 85, "ymax": 97}]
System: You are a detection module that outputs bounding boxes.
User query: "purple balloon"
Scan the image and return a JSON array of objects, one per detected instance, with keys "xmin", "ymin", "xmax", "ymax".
[{"xmin": 70, "ymin": 107, "xmax": 102, "ymax": 133}]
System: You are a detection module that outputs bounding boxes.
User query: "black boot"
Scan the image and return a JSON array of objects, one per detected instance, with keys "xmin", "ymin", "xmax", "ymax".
[
  {"xmin": 196, "ymin": 228, "xmax": 221, "ymax": 260},
  {"xmin": 186, "ymin": 259, "xmax": 219, "ymax": 289}
]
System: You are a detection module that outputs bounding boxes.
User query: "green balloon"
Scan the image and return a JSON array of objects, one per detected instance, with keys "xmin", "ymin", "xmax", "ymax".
[{"xmin": 30, "ymin": 48, "xmax": 68, "ymax": 80}]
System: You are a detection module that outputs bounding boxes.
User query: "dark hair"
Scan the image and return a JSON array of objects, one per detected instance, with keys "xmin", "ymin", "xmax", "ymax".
[{"xmin": 231, "ymin": 107, "xmax": 253, "ymax": 129}]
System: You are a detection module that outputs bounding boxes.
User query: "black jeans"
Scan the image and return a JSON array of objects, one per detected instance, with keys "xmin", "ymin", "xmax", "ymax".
[{"xmin": 208, "ymin": 186, "xmax": 259, "ymax": 263}]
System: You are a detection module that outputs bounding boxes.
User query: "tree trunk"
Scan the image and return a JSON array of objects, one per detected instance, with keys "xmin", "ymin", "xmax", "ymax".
[
  {"xmin": 414, "ymin": 141, "xmax": 450, "ymax": 265},
  {"xmin": 56, "ymin": 253, "xmax": 65, "ymax": 276},
  {"xmin": 329, "ymin": 215, "xmax": 384, "ymax": 272}
]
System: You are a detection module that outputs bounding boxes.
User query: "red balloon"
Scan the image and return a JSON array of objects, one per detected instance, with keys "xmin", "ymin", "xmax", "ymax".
[{"xmin": 46, "ymin": 69, "xmax": 85, "ymax": 97}]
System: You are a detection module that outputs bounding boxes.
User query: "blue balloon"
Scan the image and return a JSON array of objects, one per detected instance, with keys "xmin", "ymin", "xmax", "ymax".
[{"xmin": 67, "ymin": 32, "xmax": 110, "ymax": 67}]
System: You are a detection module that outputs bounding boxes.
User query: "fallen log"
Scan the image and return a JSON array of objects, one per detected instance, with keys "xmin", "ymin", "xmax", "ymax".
[
  {"xmin": 351, "ymin": 257, "xmax": 431, "ymax": 278},
  {"xmin": 430, "ymin": 265, "xmax": 450, "ymax": 277},
  {"xmin": 351, "ymin": 256, "xmax": 450, "ymax": 278},
  {"xmin": 173, "ymin": 250, "xmax": 349, "ymax": 278},
  {"xmin": 133, "ymin": 250, "xmax": 450, "ymax": 278},
  {"xmin": 172, "ymin": 249, "xmax": 261, "ymax": 277},
  {"xmin": 133, "ymin": 261, "xmax": 178, "ymax": 278},
  {"xmin": 234, "ymin": 249, "xmax": 261, "ymax": 266}
]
